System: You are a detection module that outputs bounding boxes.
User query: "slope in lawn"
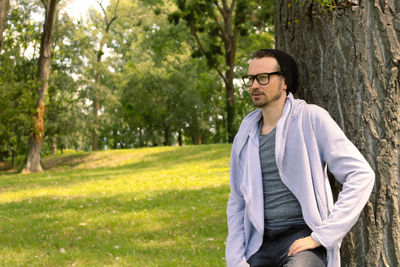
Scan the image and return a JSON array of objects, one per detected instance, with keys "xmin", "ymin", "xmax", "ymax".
[{"xmin": 0, "ymin": 144, "xmax": 232, "ymax": 266}]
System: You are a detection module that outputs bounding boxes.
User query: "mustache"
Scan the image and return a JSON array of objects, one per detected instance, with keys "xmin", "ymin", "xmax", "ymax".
[{"xmin": 251, "ymin": 90, "xmax": 265, "ymax": 96}]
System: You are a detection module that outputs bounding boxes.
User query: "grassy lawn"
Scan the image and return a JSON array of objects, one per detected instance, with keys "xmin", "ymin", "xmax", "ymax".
[{"xmin": 0, "ymin": 144, "xmax": 232, "ymax": 266}]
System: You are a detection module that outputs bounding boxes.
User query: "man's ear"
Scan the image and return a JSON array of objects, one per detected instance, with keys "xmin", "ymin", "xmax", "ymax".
[{"xmin": 282, "ymin": 78, "xmax": 288, "ymax": 91}]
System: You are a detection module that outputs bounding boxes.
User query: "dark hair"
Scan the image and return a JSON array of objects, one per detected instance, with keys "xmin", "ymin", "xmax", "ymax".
[{"xmin": 251, "ymin": 49, "xmax": 298, "ymax": 94}]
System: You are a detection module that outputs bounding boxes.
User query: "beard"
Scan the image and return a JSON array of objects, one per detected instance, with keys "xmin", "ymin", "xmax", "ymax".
[{"xmin": 251, "ymin": 84, "xmax": 283, "ymax": 108}]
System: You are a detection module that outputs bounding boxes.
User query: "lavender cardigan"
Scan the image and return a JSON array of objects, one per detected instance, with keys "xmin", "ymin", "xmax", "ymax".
[{"xmin": 226, "ymin": 93, "xmax": 375, "ymax": 267}]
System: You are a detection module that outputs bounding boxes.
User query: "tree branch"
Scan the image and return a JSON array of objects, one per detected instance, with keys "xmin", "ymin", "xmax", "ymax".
[
  {"xmin": 229, "ymin": 0, "xmax": 237, "ymax": 14},
  {"xmin": 231, "ymin": 25, "xmax": 239, "ymax": 66},
  {"xmin": 113, "ymin": 0, "xmax": 120, "ymax": 17},
  {"xmin": 97, "ymin": 0, "xmax": 119, "ymax": 33},
  {"xmin": 215, "ymin": 1, "xmax": 225, "ymax": 17},
  {"xmin": 213, "ymin": 13, "xmax": 228, "ymax": 44},
  {"xmin": 221, "ymin": 0, "xmax": 228, "ymax": 11},
  {"xmin": 97, "ymin": 1, "xmax": 109, "ymax": 26},
  {"xmin": 187, "ymin": 20, "xmax": 227, "ymax": 85},
  {"xmin": 40, "ymin": 0, "xmax": 47, "ymax": 9}
]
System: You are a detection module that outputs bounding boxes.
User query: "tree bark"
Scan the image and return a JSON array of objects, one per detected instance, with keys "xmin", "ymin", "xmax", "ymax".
[
  {"xmin": 11, "ymin": 150, "xmax": 15, "ymax": 168},
  {"xmin": 92, "ymin": 93, "xmax": 99, "ymax": 151},
  {"xmin": 92, "ymin": 36, "xmax": 104, "ymax": 151},
  {"xmin": 51, "ymin": 134, "xmax": 57, "ymax": 154},
  {"xmin": 178, "ymin": 129, "xmax": 182, "ymax": 146},
  {"xmin": 0, "ymin": 0, "xmax": 9, "ymax": 53},
  {"xmin": 225, "ymin": 73, "xmax": 235, "ymax": 142},
  {"xmin": 24, "ymin": 0, "xmax": 58, "ymax": 173},
  {"xmin": 275, "ymin": 0, "xmax": 400, "ymax": 266},
  {"xmin": 222, "ymin": 1, "xmax": 238, "ymax": 143},
  {"xmin": 224, "ymin": 29, "xmax": 238, "ymax": 142}
]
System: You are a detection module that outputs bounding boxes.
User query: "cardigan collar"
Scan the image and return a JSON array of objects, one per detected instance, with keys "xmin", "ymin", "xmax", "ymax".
[{"xmin": 234, "ymin": 93, "xmax": 294, "ymax": 160}]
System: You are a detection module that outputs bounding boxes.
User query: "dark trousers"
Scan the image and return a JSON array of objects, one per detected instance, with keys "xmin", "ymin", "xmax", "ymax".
[{"xmin": 247, "ymin": 226, "xmax": 327, "ymax": 267}]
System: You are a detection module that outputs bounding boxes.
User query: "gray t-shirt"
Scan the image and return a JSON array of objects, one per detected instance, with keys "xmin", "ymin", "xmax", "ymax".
[{"xmin": 259, "ymin": 126, "xmax": 306, "ymax": 230}]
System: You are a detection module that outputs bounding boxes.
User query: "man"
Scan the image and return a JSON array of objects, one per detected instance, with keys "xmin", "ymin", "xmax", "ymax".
[{"xmin": 225, "ymin": 49, "xmax": 375, "ymax": 267}]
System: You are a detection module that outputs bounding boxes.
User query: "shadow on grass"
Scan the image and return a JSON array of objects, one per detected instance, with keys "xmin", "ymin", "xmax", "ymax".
[
  {"xmin": 0, "ymin": 152, "xmax": 91, "ymax": 173},
  {"xmin": 42, "ymin": 153, "xmax": 91, "ymax": 170},
  {"xmin": 38, "ymin": 144, "xmax": 231, "ymax": 171},
  {"xmin": 0, "ymin": 144, "xmax": 231, "ymax": 193},
  {"xmin": 0, "ymin": 185, "xmax": 230, "ymax": 266}
]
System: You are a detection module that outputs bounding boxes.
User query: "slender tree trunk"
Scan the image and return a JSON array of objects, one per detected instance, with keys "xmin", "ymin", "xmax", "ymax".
[
  {"xmin": 24, "ymin": 0, "xmax": 58, "ymax": 173},
  {"xmin": 178, "ymin": 129, "xmax": 182, "ymax": 146},
  {"xmin": 223, "ymin": 3, "xmax": 238, "ymax": 143},
  {"xmin": 92, "ymin": 40, "xmax": 104, "ymax": 151},
  {"xmin": 51, "ymin": 134, "xmax": 57, "ymax": 154},
  {"xmin": 91, "ymin": 0, "xmax": 119, "ymax": 151},
  {"xmin": 0, "ymin": 0, "xmax": 9, "ymax": 53},
  {"xmin": 138, "ymin": 127, "xmax": 145, "ymax": 147},
  {"xmin": 163, "ymin": 125, "xmax": 170, "ymax": 146},
  {"xmin": 225, "ymin": 71, "xmax": 235, "ymax": 143},
  {"xmin": 92, "ymin": 95, "xmax": 99, "ymax": 151},
  {"xmin": 275, "ymin": 1, "xmax": 400, "ymax": 266},
  {"xmin": 11, "ymin": 150, "xmax": 15, "ymax": 168}
]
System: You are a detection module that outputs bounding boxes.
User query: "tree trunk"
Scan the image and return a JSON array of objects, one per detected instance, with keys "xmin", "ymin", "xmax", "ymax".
[
  {"xmin": 163, "ymin": 125, "xmax": 170, "ymax": 146},
  {"xmin": 51, "ymin": 134, "xmax": 57, "ymax": 154},
  {"xmin": 24, "ymin": 0, "xmax": 58, "ymax": 173},
  {"xmin": 138, "ymin": 127, "xmax": 145, "ymax": 147},
  {"xmin": 0, "ymin": 0, "xmax": 9, "ymax": 53},
  {"xmin": 11, "ymin": 150, "xmax": 15, "ymax": 169},
  {"xmin": 275, "ymin": 1, "xmax": 400, "ymax": 266},
  {"xmin": 92, "ymin": 97, "xmax": 99, "ymax": 151},
  {"xmin": 225, "ymin": 74, "xmax": 235, "ymax": 143},
  {"xmin": 92, "ymin": 39, "xmax": 105, "ymax": 151},
  {"xmin": 91, "ymin": 1, "xmax": 119, "ymax": 151},
  {"xmin": 178, "ymin": 128, "xmax": 182, "ymax": 146},
  {"xmin": 192, "ymin": 135, "xmax": 203, "ymax": 145},
  {"xmin": 223, "ymin": 3, "xmax": 238, "ymax": 143}
]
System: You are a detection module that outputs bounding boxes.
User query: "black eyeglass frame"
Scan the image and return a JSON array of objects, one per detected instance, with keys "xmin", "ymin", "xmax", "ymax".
[{"xmin": 241, "ymin": 71, "xmax": 283, "ymax": 87}]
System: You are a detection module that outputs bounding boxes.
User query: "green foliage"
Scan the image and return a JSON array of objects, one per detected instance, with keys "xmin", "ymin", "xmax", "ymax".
[
  {"xmin": 0, "ymin": 0, "xmax": 275, "ymax": 159},
  {"xmin": 165, "ymin": 0, "xmax": 275, "ymax": 141},
  {"xmin": 0, "ymin": 0, "xmax": 44, "ymax": 161},
  {"xmin": 0, "ymin": 145, "xmax": 231, "ymax": 266},
  {"xmin": 119, "ymin": 54, "xmax": 222, "ymax": 146},
  {"xmin": 169, "ymin": 0, "xmax": 274, "ymax": 68},
  {"xmin": 42, "ymin": 11, "xmax": 94, "ymax": 154}
]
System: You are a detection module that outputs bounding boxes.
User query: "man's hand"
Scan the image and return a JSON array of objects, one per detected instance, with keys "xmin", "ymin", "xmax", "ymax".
[{"xmin": 288, "ymin": 235, "xmax": 321, "ymax": 256}]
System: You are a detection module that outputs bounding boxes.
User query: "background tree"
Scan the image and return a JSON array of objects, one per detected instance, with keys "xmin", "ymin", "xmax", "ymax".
[
  {"xmin": 118, "ymin": 1, "xmax": 229, "ymax": 147},
  {"xmin": 88, "ymin": 0, "xmax": 120, "ymax": 151},
  {"xmin": 44, "ymin": 11, "xmax": 89, "ymax": 154},
  {"xmin": 0, "ymin": 0, "xmax": 9, "ymax": 52},
  {"xmin": 24, "ymin": 0, "xmax": 59, "ymax": 173},
  {"xmin": 0, "ymin": 0, "xmax": 276, "ymax": 170},
  {"xmin": 0, "ymin": 0, "xmax": 42, "ymax": 167},
  {"xmin": 275, "ymin": 0, "xmax": 400, "ymax": 266},
  {"xmin": 81, "ymin": 0, "xmax": 147, "ymax": 150},
  {"xmin": 169, "ymin": 0, "xmax": 273, "ymax": 142}
]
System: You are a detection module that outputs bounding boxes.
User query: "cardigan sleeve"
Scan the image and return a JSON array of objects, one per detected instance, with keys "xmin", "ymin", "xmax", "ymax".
[
  {"xmin": 226, "ymin": 141, "xmax": 250, "ymax": 267},
  {"xmin": 309, "ymin": 106, "xmax": 375, "ymax": 249}
]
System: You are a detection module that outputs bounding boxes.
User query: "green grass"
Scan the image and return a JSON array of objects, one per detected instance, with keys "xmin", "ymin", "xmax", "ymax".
[{"xmin": 0, "ymin": 144, "xmax": 232, "ymax": 266}]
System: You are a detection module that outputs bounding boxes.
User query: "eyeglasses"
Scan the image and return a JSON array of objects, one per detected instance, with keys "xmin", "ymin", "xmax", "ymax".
[{"xmin": 241, "ymin": 72, "xmax": 283, "ymax": 87}]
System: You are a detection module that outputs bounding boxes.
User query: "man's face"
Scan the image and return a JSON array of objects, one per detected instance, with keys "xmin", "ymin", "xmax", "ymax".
[{"xmin": 247, "ymin": 57, "xmax": 287, "ymax": 108}]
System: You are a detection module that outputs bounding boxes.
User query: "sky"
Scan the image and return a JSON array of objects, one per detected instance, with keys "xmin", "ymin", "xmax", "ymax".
[{"xmin": 65, "ymin": 0, "xmax": 110, "ymax": 19}]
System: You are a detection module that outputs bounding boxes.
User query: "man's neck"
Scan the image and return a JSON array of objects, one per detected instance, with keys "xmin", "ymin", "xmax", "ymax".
[{"xmin": 260, "ymin": 95, "xmax": 287, "ymax": 135}]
